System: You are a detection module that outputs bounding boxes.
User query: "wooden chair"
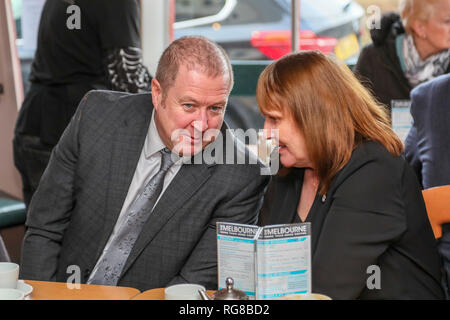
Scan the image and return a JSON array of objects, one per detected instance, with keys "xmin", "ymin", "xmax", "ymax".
[{"xmin": 422, "ymin": 185, "xmax": 450, "ymax": 239}]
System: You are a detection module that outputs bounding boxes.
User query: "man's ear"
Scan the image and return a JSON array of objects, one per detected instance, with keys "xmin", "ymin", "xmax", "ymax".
[{"xmin": 151, "ymin": 78, "xmax": 162, "ymax": 111}]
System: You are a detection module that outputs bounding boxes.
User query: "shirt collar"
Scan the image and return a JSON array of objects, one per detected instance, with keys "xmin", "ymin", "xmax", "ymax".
[
  {"xmin": 144, "ymin": 110, "xmax": 166, "ymax": 159},
  {"xmin": 144, "ymin": 110, "xmax": 221, "ymax": 165}
]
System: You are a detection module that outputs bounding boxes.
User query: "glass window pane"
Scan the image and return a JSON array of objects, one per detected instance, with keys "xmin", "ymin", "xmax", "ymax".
[
  {"xmin": 172, "ymin": 0, "xmax": 403, "ymax": 132},
  {"xmin": 221, "ymin": 0, "xmax": 284, "ymax": 25},
  {"xmin": 174, "ymin": 0, "xmax": 391, "ymax": 63},
  {"xmin": 357, "ymin": 0, "xmax": 400, "ymax": 47},
  {"xmin": 12, "ymin": 0, "xmax": 22, "ymax": 39},
  {"xmin": 176, "ymin": 0, "xmax": 226, "ymax": 22}
]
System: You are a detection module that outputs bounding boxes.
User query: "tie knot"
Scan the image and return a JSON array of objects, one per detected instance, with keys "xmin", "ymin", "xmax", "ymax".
[{"xmin": 160, "ymin": 148, "xmax": 175, "ymax": 172}]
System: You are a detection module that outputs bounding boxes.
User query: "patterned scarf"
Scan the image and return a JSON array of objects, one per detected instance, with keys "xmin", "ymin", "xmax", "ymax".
[{"xmin": 403, "ymin": 34, "xmax": 450, "ymax": 87}]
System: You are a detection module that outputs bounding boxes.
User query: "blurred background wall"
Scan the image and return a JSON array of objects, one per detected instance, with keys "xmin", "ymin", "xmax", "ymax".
[{"xmin": 0, "ymin": 0, "xmax": 23, "ymax": 200}]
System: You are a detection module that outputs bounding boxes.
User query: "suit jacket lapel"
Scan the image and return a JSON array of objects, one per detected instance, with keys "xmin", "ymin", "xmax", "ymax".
[
  {"xmin": 121, "ymin": 162, "xmax": 211, "ymax": 275},
  {"xmin": 93, "ymin": 101, "xmax": 152, "ymax": 264},
  {"xmin": 120, "ymin": 122, "xmax": 236, "ymax": 276},
  {"xmin": 271, "ymin": 169, "xmax": 304, "ymax": 225}
]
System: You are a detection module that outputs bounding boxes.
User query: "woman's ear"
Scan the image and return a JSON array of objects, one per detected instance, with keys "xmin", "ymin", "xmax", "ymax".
[{"xmin": 411, "ymin": 19, "xmax": 427, "ymax": 39}]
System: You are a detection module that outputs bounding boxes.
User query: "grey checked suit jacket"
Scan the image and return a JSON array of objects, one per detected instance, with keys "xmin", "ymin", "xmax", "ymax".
[{"xmin": 20, "ymin": 90, "xmax": 269, "ymax": 291}]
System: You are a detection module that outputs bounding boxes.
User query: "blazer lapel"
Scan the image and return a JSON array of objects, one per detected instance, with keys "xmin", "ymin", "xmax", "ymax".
[
  {"xmin": 121, "ymin": 161, "xmax": 212, "ymax": 276},
  {"xmin": 93, "ymin": 103, "xmax": 152, "ymax": 263},
  {"xmin": 271, "ymin": 169, "xmax": 304, "ymax": 225}
]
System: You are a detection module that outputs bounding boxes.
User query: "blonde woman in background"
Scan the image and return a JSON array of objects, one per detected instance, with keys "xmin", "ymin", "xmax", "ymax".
[{"xmin": 355, "ymin": 0, "xmax": 450, "ymax": 109}]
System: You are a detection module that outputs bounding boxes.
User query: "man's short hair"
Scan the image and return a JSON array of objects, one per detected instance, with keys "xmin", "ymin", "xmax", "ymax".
[{"xmin": 155, "ymin": 36, "xmax": 234, "ymax": 96}]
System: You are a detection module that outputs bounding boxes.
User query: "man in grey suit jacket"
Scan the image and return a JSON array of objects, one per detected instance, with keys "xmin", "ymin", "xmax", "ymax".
[
  {"xmin": 20, "ymin": 36, "xmax": 269, "ymax": 291},
  {"xmin": 405, "ymin": 74, "xmax": 450, "ymax": 298}
]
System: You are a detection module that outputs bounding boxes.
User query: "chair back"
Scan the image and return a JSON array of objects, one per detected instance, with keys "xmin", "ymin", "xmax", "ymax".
[
  {"xmin": 422, "ymin": 185, "xmax": 450, "ymax": 239},
  {"xmin": 0, "ymin": 235, "xmax": 10, "ymax": 262}
]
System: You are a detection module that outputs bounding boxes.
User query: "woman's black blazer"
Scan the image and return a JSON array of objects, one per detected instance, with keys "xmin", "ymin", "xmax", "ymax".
[{"xmin": 258, "ymin": 141, "xmax": 445, "ymax": 299}]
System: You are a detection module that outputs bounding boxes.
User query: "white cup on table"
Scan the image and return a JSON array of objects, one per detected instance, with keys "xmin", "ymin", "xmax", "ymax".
[
  {"xmin": 164, "ymin": 283, "xmax": 206, "ymax": 300},
  {"xmin": 0, "ymin": 262, "xmax": 19, "ymax": 289},
  {"xmin": 0, "ymin": 288, "xmax": 24, "ymax": 300}
]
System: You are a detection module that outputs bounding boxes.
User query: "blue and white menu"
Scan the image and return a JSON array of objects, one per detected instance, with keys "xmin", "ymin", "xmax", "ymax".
[
  {"xmin": 255, "ymin": 223, "xmax": 311, "ymax": 299},
  {"xmin": 217, "ymin": 222, "xmax": 311, "ymax": 300}
]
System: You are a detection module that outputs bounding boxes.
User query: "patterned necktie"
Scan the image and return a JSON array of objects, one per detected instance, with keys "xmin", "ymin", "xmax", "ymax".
[{"xmin": 89, "ymin": 148, "xmax": 175, "ymax": 285}]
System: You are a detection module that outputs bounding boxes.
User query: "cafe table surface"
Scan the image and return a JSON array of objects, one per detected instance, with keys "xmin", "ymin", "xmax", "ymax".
[
  {"xmin": 23, "ymin": 280, "xmax": 141, "ymax": 300},
  {"xmin": 132, "ymin": 288, "xmax": 216, "ymax": 300}
]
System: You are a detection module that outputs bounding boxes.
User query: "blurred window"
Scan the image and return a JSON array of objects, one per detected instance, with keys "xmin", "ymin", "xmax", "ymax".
[
  {"xmin": 12, "ymin": 0, "xmax": 22, "ymax": 39},
  {"xmin": 176, "ymin": 0, "xmax": 226, "ymax": 21},
  {"xmin": 220, "ymin": 0, "xmax": 283, "ymax": 25},
  {"xmin": 175, "ymin": 0, "xmax": 369, "ymax": 65},
  {"xmin": 357, "ymin": 0, "xmax": 401, "ymax": 46}
]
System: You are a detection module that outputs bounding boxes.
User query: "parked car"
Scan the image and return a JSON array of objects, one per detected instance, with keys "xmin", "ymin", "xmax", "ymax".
[{"xmin": 175, "ymin": 0, "xmax": 365, "ymax": 63}]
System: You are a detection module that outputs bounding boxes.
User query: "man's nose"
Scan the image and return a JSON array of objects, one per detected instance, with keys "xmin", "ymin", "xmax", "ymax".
[{"xmin": 194, "ymin": 109, "xmax": 209, "ymax": 132}]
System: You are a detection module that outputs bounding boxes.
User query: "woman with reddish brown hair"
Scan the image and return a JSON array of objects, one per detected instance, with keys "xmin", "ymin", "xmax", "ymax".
[{"xmin": 257, "ymin": 51, "xmax": 445, "ymax": 299}]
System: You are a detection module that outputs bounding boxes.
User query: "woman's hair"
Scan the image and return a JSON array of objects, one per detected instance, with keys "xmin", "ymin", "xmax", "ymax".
[
  {"xmin": 256, "ymin": 51, "xmax": 404, "ymax": 195},
  {"xmin": 399, "ymin": 0, "xmax": 439, "ymax": 34}
]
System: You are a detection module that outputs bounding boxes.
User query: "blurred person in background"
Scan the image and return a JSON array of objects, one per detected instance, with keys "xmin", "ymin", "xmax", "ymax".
[
  {"xmin": 404, "ymin": 74, "xmax": 450, "ymax": 298},
  {"xmin": 355, "ymin": 0, "xmax": 450, "ymax": 111},
  {"xmin": 13, "ymin": 0, "xmax": 151, "ymax": 208},
  {"xmin": 405, "ymin": 74, "xmax": 450, "ymax": 189},
  {"xmin": 257, "ymin": 51, "xmax": 444, "ymax": 299}
]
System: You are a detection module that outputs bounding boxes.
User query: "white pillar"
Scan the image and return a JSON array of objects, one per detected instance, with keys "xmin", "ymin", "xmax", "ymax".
[
  {"xmin": 291, "ymin": 0, "xmax": 301, "ymax": 53},
  {"xmin": 140, "ymin": 0, "xmax": 174, "ymax": 76},
  {"xmin": 0, "ymin": 0, "xmax": 24, "ymax": 199}
]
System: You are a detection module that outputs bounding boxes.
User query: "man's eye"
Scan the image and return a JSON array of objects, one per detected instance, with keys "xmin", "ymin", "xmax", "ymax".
[
  {"xmin": 210, "ymin": 106, "xmax": 223, "ymax": 113},
  {"xmin": 184, "ymin": 104, "xmax": 194, "ymax": 109}
]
